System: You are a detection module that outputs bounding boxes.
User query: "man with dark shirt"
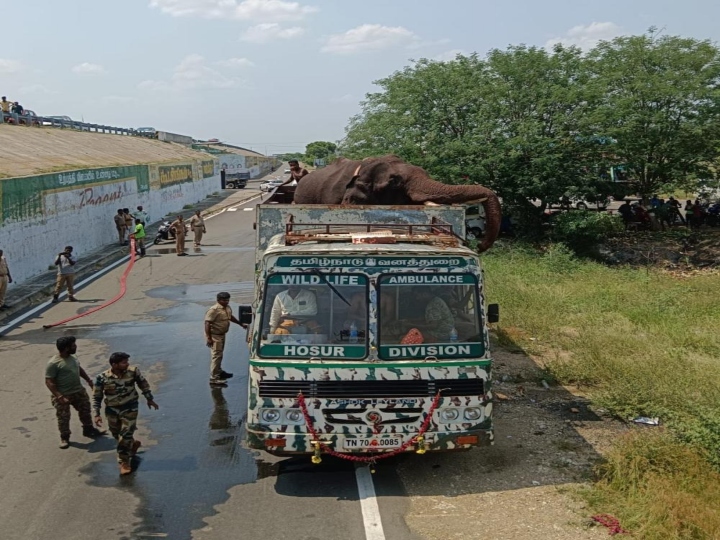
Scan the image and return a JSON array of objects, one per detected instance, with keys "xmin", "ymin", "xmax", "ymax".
[{"xmin": 45, "ymin": 336, "xmax": 104, "ymax": 449}]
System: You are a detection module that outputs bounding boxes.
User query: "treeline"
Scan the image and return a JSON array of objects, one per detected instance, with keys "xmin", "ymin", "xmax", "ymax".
[{"xmin": 340, "ymin": 29, "xmax": 720, "ymax": 222}]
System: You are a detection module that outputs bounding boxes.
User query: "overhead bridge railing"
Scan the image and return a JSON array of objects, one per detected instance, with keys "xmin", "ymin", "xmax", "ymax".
[{"xmin": 1, "ymin": 112, "xmax": 157, "ymax": 138}]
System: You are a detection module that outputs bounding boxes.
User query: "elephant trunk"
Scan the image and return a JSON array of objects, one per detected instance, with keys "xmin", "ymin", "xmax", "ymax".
[{"xmin": 407, "ymin": 177, "xmax": 502, "ymax": 253}]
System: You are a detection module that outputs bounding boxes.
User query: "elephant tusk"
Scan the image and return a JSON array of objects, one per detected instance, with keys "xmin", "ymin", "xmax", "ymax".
[{"xmin": 423, "ymin": 201, "xmax": 441, "ymax": 207}]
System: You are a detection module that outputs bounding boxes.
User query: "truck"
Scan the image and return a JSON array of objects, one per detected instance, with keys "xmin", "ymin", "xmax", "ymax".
[{"xmin": 237, "ymin": 183, "xmax": 499, "ymax": 462}]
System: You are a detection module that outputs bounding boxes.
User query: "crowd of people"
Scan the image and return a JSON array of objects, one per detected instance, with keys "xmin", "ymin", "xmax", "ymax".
[{"xmin": 617, "ymin": 195, "xmax": 720, "ymax": 231}]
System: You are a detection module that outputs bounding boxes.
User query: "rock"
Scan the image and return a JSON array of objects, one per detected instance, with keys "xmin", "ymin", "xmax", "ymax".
[
  {"xmin": 495, "ymin": 392, "xmax": 510, "ymax": 401},
  {"xmin": 570, "ymin": 407, "xmax": 580, "ymax": 414}
]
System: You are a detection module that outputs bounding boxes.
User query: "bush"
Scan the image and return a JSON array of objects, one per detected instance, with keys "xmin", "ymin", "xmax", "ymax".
[{"xmin": 552, "ymin": 211, "xmax": 623, "ymax": 255}]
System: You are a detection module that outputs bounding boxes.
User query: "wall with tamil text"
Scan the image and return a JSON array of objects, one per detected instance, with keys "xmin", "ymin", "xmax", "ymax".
[{"xmin": 0, "ymin": 159, "xmax": 219, "ymax": 283}]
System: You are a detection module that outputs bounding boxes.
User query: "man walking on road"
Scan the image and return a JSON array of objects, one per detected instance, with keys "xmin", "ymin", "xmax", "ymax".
[
  {"xmin": 170, "ymin": 214, "xmax": 187, "ymax": 256},
  {"xmin": 0, "ymin": 249, "xmax": 13, "ymax": 309},
  {"xmin": 52, "ymin": 246, "xmax": 77, "ymax": 303},
  {"xmin": 45, "ymin": 336, "xmax": 105, "ymax": 449},
  {"xmin": 205, "ymin": 292, "xmax": 246, "ymax": 386},
  {"xmin": 114, "ymin": 208, "xmax": 127, "ymax": 245},
  {"xmin": 190, "ymin": 209, "xmax": 206, "ymax": 247},
  {"xmin": 93, "ymin": 352, "xmax": 159, "ymax": 475}
]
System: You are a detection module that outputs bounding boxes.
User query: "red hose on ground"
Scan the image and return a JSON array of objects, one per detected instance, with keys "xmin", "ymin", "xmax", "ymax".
[{"xmin": 42, "ymin": 239, "xmax": 137, "ymax": 329}]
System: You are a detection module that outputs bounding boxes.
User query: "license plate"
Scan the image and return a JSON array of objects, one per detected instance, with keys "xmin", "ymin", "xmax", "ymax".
[{"xmin": 343, "ymin": 438, "xmax": 402, "ymax": 449}]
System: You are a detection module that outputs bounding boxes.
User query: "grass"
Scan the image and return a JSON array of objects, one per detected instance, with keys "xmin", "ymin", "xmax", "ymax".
[{"xmin": 483, "ymin": 242, "xmax": 720, "ymax": 538}]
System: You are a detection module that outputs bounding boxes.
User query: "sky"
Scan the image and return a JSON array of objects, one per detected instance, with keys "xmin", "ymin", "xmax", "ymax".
[{"xmin": 2, "ymin": 0, "xmax": 720, "ymax": 154}]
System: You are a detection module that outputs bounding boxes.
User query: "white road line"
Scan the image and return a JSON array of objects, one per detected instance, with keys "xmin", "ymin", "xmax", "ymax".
[
  {"xmin": 0, "ymin": 254, "xmax": 131, "ymax": 335},
  {"xmin": 355, "ymin": 466, "xmax": 386, "ymax": 540}
]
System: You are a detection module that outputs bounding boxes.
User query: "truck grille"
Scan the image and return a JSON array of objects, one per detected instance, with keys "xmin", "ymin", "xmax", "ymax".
[{"xmin": 258, "ymin": 378, "xmax": 483, "ymax": 398}]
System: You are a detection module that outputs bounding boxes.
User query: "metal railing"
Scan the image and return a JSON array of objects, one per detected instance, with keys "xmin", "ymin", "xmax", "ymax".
[{"xmin": 1, "ymin": 112, "xmax": 157, "ymax": 138}]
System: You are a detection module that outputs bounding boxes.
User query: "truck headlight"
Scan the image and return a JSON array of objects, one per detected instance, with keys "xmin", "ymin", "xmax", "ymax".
[
  {"xmin": 463, "ymin": 407, "xmax": 482, "ymax": 421},
  {"xmin": 439, "ymin": 408, "xmax": 460, "ymax": 422},
  {"xmin": 260, "ymin": 409, "xmax": 281, "ymax": 423},
  {"xmin": 285, "ymin": 409, "xmax": 303, "ymax": 424}
]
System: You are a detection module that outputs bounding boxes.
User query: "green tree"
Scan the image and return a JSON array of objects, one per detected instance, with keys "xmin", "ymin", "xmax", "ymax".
[
  {"xmin": 304, "ymin": 141, "xmax": 337, "ymax": 163},
  {"xmin": 588, "ymin": 29, "xmax": 720, "ymax": 197},
  {"xmin": 342, "ymin": 47, "xmax": 603, "ymax": 234}
]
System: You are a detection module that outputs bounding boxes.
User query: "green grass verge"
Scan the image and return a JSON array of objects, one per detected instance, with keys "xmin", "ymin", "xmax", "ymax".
[{"xmin": 483, "ymin": 242, "xmax": 720, "ymax": 538}]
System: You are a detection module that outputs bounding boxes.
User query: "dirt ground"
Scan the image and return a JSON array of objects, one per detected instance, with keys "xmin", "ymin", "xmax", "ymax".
[
  {"xmin": 397, "ymin": 345, "xmax": 630, "ymax": 539},
  {"xmin": 601, "ymin": 228, "xmax": 720, "ymax": 270}
]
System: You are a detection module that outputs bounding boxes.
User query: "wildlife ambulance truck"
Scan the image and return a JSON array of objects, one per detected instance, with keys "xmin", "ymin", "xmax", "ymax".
[{"xmin": 237, "ymin": 185, "xmax": 499, "ymax": 463}]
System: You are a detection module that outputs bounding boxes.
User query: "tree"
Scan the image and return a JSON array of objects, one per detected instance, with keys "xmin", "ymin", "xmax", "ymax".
[
  {"xmin": 304, "ymin": 141, "xmax": 337, "ymax": 164},
  {"xmin": 342, "ymin": 47, "xmax": 603, "ymax": 235},
  {"xmin": 588, "ymin": 29, "xmax": 720, "ymax": 197}
]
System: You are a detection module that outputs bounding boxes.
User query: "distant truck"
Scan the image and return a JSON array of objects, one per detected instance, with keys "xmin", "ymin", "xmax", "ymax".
[{"xmin": 237, "ymin": 183, "xmax": 499, "ymax": 460}]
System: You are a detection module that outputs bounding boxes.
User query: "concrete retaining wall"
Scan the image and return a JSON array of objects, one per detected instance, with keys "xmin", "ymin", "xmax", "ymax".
[{"xmin": 0, "ymin": 159, "xmax": 220, "ymax": 283}]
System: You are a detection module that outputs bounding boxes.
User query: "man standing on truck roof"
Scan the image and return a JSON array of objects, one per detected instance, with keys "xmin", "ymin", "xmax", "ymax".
[
  {"xmin": 205, "ymin": 292, "xmax": 246, "ymax": 386},
  {"xmin": 288, "ymin": 160, "xmax": 309, "ymax": 184}
]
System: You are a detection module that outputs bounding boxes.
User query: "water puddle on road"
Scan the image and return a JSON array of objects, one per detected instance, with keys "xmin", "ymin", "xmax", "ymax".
[{"xmin": 78, "ymin": 286, "xmax": 259, "ymax": 540}]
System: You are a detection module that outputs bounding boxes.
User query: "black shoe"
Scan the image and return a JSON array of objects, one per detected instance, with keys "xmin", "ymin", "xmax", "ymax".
[
  {"xmin": 51, "ymin": 295, "xmax": 59, "ymax": 303},
  {"xmin": 219, "ymin": 371, "xmax": 234, "ymax": 379},
  {"xmin": 83, "ymin": 427, "xmax": 106, "ymax": 438},
  {"xmin": 178, "ymin": 252, "xmax": 189, "ymax": 256},
  {"xmin": 0, "ymin": 304, "xmax": 9, "ymax": 310}
]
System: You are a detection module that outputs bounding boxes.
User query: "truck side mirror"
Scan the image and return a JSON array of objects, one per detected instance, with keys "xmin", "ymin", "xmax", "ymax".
[
  {"xmin": 487, "ymin": 303, "xmax": 499, "ymax": 323},
  {"xmin": 238, "ymin": 305, "xmax": 253, "ymax": 325}
]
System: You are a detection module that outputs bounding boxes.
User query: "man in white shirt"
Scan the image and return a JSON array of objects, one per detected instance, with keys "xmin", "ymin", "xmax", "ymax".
[
  {"xmin": 133, "ymin": 205, "xmax": 149, "ymax": 226},
  {"xmin": 52, "ymin": 246, "xmax": 77, "ymax": 303},
  {"xmin": 269, "ymin": 286, "xmax": 317, "ymax": 333}
]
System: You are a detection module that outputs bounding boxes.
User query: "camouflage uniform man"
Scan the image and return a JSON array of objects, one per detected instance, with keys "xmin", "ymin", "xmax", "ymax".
[
  {"xmin": 170, "ymin": 214, "xmax": 188, "ymax": 256},
  {"xmin": 205, "ymin": 291, "xmax": 245, "ymax": 386},
  {"xmin": 45, "ymin": 336, "xmax": 105, "ymax": 449},
  {"xmin": 93, "ymin": 352, "xmax": 159, "ymax": 475}
]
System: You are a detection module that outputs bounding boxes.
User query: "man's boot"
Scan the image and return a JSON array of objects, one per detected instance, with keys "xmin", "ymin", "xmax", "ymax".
[
  {"xmin": 52, "ymin": 294, "xmax": 59, "ymax": 303},
  {"xmin": 120, "ymin": 462, "xmax": 132, "ymax": 475},
  {"xmin": 83, "ymin": 426, "xmax": 106, "ymax": 438},
  {"xmin": 59, "ymin": 439, "xmax": 70, "ymax": 449}
]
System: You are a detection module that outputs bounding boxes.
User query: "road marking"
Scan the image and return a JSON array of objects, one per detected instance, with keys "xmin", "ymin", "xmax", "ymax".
[
  {"xmin": 355, "ymin": 466, "xmax": 386, "ymax": 540},
  {"xmin": 0, "ymin": 254, "xmax": 130, "ymax": 336}
]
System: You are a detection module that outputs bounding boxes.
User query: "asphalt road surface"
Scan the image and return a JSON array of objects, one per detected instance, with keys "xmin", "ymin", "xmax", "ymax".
[{"xmin": 0, "ymin": 192, "xmax": 417, "ymax": 540}]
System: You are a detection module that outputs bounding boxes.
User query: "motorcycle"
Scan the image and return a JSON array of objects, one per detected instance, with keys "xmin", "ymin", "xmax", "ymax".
[{"xmin": 153, "ymin": 221, "xmax": 189, "ymax": 245}]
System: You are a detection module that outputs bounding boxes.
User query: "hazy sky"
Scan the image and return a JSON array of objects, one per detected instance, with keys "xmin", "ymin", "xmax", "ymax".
[{"xmin": 3, "ymin": 0, "xmax": 719, "ymax": 153}]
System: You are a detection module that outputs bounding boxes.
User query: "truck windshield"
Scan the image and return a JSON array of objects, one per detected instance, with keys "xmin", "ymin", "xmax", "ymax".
[
  {"xmin": 258, "ymin": 273, "xmax": 368, "ymax": 360},
  {"xmin": 377, "ymin": 274, "xmax": 484, "ymax": 360}
]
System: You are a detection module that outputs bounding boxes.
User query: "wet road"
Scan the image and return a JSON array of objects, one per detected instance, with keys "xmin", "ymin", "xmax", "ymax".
[{"xmin": 0, "ymin": 197, "xmax": 417, "ymax": 540}]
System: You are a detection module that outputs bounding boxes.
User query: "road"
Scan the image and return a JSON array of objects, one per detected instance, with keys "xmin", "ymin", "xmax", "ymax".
[{"xmin": 0, "ymin": 189, "xmax": 416, "ymax": 540}]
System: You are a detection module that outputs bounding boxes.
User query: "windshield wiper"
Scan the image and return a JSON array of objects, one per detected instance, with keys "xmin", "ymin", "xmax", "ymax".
[{"xmin": 310, "ymin": 269, "xmax": 351, "ymax": 306}]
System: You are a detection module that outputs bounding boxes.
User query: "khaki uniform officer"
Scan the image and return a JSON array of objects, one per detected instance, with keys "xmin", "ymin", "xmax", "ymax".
[
  {"xmin": 114, "ymin": 209, "xmax": 127, "ymax": 245},
  {"xmin": 190, "ymin": 210, "xmax": 206, "ymax": 247},
  {"xmin": 0, "ymin": 249, "xmax": 13, "ymax": 309},
  {"xmin": 205, "ymin": 292, "xmax": 246, "ymax": 386},
  {"xmin": 170, "ymin": 215, "xmax": 187, "ymax": 256}
]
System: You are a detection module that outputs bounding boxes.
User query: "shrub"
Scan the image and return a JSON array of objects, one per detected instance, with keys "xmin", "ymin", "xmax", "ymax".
[{"xmin": 552, "ymin": 211, "xmax": 623, "ymax": 255}]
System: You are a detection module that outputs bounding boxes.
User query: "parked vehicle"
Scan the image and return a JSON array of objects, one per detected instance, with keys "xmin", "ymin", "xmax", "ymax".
[
  {"xmin": 42, "ymin": 115, "xmax": 73, "ymax": 125},
  {"xmin": 225, "ymin": 176, "xmax": 248, "ymax": 189},
  {"xmin": 260, "ymin": 178, "xmax": 285, "ymax": 192},
  {"xmin": 153, "ymin": 220, "xmax": 189, "ymax": 245},
  {"xmin": 550, "ymin": 196, "xmax": 609, "ymax": 211}
]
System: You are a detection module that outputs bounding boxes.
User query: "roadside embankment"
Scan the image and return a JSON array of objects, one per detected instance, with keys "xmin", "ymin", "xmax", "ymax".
[{"xmin": 0, "ymin": 125, "xmax": 221, "ymax": 283}]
